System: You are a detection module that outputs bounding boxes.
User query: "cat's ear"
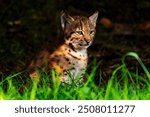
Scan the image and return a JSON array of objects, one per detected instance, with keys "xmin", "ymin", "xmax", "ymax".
[
  {"xmin": 61, "ymin": 11, "xmax": 74, "ymax": 30},
  {"xmin": 89, "ymin": 11, "xmax": 99, "ymax": 27}
]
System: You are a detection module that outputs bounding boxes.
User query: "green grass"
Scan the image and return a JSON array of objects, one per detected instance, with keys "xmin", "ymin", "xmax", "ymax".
[{"xmin": 0, "ymin": 52, "xmax": 150, "ymax": 100}]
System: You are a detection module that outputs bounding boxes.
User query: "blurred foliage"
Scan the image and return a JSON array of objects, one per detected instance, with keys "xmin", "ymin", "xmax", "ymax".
[{"xmin": 0, "ymin": 0, "xmax": 150, "ymax": 76}]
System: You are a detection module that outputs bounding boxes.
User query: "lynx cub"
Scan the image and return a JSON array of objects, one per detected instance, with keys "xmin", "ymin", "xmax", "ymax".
[{"xmin": 29, "ymin": 11, "xmax": 98, "ymax": 84}]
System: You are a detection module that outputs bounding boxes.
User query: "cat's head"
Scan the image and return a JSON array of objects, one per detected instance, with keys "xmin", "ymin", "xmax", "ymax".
[{"xmin": 61, "ymin": 11, "xmax": 98, "ymax": 50}]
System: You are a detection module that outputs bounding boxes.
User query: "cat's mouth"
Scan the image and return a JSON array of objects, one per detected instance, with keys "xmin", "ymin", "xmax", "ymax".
[
  {"xmin": 69, "ymin": 39, "xmax": 91, "ymax": 49},
  {"xmin": 78, "ymin": 40, "xmax": 91, "ymax": 47},
  {"xmin": 79, "ymin": 43, "xmax": 89, "ymax": 47}
]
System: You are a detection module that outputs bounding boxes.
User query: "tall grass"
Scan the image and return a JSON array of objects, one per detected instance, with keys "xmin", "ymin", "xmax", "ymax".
[{"xmin": 0, "ymin": 52, "xmax": 150, "ymax": 100}]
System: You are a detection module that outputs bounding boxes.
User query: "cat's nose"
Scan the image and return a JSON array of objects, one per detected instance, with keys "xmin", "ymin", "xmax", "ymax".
[
  {"xmin": 85, "ymin": 39, "xmax": 90, "ymax": 45},
  {"xmin": 79, "ymin": 40, "xmax": 88, "ymax": 46},
  {"xmin": 84, "ymin": 38, "xmax": 91, "ymax": 44}
]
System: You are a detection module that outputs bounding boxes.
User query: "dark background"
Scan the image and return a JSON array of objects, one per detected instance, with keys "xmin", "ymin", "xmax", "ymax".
[{"xmin": 0, "ymin": 0, "xmax": 150, "ymax": 79}]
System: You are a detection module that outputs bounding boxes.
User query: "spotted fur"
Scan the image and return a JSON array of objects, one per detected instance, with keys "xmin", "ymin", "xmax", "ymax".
[{"xmin": 29, "ymin": 11, "xmax": 98, "ymax": 84}]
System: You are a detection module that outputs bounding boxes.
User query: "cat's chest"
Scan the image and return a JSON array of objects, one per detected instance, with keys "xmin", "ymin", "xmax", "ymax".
[
  {"xmin": 70, "ymin": 58, "xmax": 87, "ymax": 79},
  {"xmin": 49, "ymin": 45, "xmax": 88, "ymax": 81},
  {"xmin": 62, "ymin": 51, "xmax": 88, "ymax": 83},
  {"xmin": 68, "ymin": 53, "xmax": 87, "ymax": 73},
  {"xmin": 69, "ymin": 51, "xmax": 87, "ymax": 67},
  {"xmin": 63, "ymin": 45, "xmax": 88, "ymax": 69}
]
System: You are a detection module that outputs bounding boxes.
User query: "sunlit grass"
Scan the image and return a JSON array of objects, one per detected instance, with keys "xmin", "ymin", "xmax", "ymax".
[{"xmin": 0, "ymin": 52, "xmax": 150, "ymax": 100}]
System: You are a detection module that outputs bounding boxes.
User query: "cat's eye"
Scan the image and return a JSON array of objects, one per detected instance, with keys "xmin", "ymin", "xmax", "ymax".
[
  {"xmin": 76, "ymin": 31, "xmax": 83, "ymax": 35},
  {"xmin": 90, "ymin": 30, "xmax": 95, "ymax": 35}
]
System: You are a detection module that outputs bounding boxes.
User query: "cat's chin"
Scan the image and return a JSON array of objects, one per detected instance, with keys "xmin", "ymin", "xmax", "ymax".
[
  {"xmin": 76, "ymin": 45, "xmax": 90, "ymax": 49},
  {"xmin": 78, "ymin": 43, "xmax": 92, "ymax": 48}
]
